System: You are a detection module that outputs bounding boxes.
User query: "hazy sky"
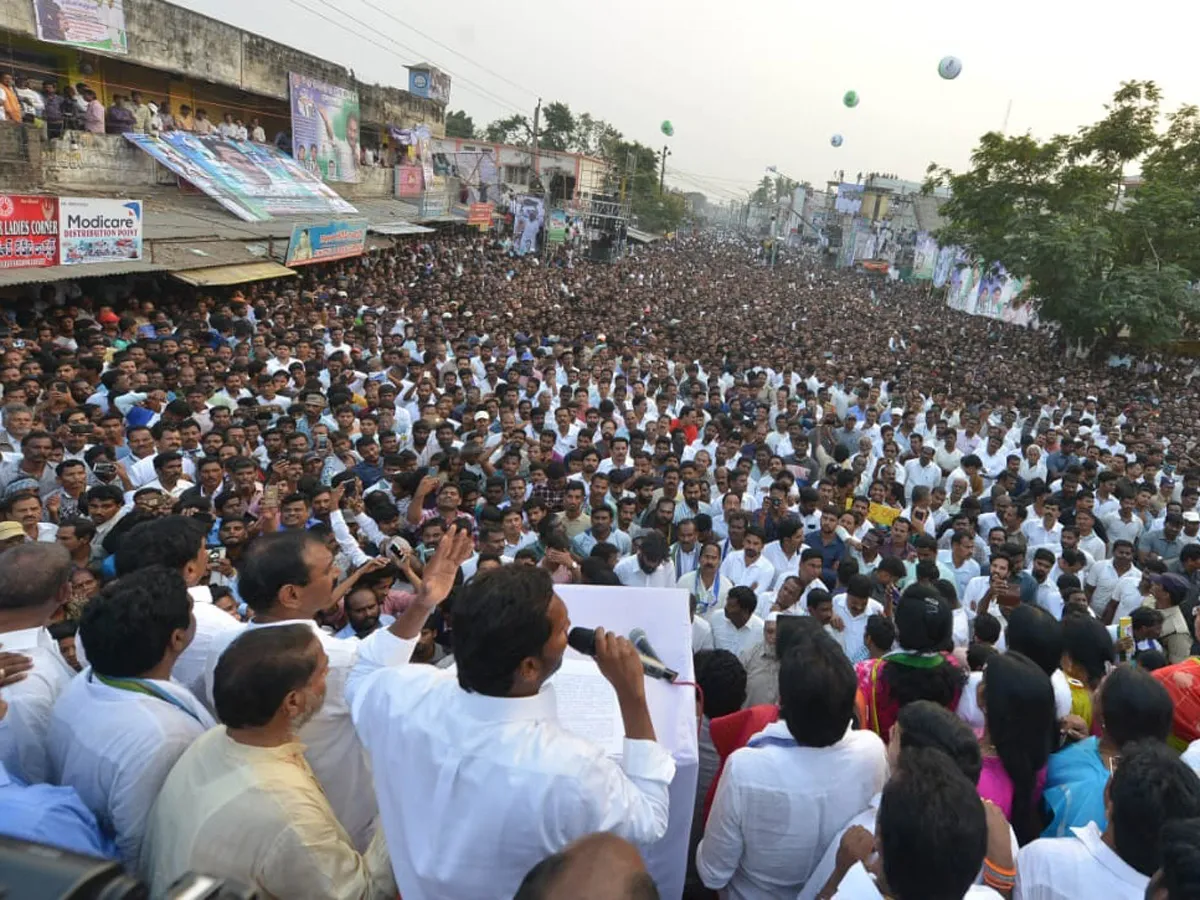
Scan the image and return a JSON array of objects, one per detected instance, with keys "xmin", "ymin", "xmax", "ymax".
[{"xmin": 175, "ymin": 0, "xmax": 1199, "ymax": 204}]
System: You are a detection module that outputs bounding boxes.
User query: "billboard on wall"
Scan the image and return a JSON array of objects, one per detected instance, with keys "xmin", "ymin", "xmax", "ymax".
[
  {"xmin": 467, "ymin": 204, "xmax": 493, "ymax": 228},
  {"xmin": 835, "ymin": 183, "xmax": 863, "ymax": 215},
  {"xmin": 546, "ymin": 209, "xmax": 568, "ymax": 243},
  {"xmin": 289, "ymin": 73, "xmax": 360, "ymax": 183},
  {"xmin": 512, "ymin": 195, "xmax": 544, "ymax": 255},
  {"xmin": 59, "ymin": 197, "xmax": 142, "ymax": 265},
  {"xmin": 395, "ymin": 165, "xmax": 423, "ymax": 198},
  {"xmin": 33, "ymin": 0, "xmax": 128, "ymax": 54},
  {"xmin": 0, "ymin": 195, "xmax": 58, "ymax": 269},
  {"xmin": 125, "ymin": 132, "xmax": 358, "ymax": 223},
  {"xmin": 408, "ymin": 68, "xmax": 452, "ymax": 105},
  {"xmin": 912, "ymin": 233, "xmax": 938, "ymax": 280},
  {"xmin": 285, "ymin": 220, "xmax": 367, "ymax": 267}
]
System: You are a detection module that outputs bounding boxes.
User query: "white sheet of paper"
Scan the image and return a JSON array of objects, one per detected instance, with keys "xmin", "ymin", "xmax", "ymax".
[{"xmin": 548, "ymin": 658, "xmax": 623, "ymax": 758}]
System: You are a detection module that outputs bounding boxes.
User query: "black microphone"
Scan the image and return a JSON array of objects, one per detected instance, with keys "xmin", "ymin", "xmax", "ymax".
[{"xmin": 568, "ymin": 627, "xmax": 678, "ymax": 682}]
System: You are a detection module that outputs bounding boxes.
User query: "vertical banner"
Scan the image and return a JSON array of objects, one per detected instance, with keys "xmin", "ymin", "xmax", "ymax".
[
  {"xmin": 911, "ymin": 233, "xmax": 938, "ymax": 280},
  {"xmin": 285, "ymin": 220, "xmax": 367, "ymax": 266},
  {"xmin": 511, "ymin": 196, "xmax": 545, "ymax": 255},
  {"xmin": 289, "ymin": 73, "xmax": 361, "ymax": 183},
  {"xmin": 395, "ymin": 165, "xmax": 423, "ymax": 198},
  {"xmin": 0, "ymin": 194, "xmax": 59, "ymax": 269},
  {"xmin": 33, "ymin": 0, "xmax": 128, "ymax": 53},
  {"xmin": 58, "ymin": 198, "xmax": 143, "ymax": 265},
  {"xmin": 546, "ymin": 209, "xmax": 568, "ymax": 244}
]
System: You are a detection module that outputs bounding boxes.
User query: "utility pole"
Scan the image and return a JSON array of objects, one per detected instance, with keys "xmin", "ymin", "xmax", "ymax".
[
  {"xmin": 531, "ymin": 97, "xmax": 542, "ymax": 181},
  {"xmin": 659, "ymin": 144, "xmax": 671, "ymax": 191}
]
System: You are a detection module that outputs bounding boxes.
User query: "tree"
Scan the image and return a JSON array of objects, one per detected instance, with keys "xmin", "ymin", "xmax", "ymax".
[
  {"xmin": 571, "ymin": 113, "xmax": 623, "ymax": 159},
  {"xmin": 484, "ymin": 114, "xmax": 532, "ymax": 147},
  {"xmin": 444, "ymin": 110, "xmax": 476, "ymax": 139},
  {"xmin": 540, "ymin": 101, "xmax": 575, "ymax": 152},
  {"xmin": 752, "ymin": 176, "xmax": 773, "ymax": 204},
  {"xmin": 927, "ymin": 81, "xmax": 1200, "ymax": 348}
]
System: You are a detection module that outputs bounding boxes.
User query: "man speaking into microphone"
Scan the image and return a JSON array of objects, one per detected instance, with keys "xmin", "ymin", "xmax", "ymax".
[{"xmin": 346, "ymin": 564, "xmax": 676, "ymax": 900}]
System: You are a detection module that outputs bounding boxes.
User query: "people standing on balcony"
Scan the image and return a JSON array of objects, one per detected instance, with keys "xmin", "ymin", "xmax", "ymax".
[
  {"xmin": 175, "ymin": 104, "xmax": 194, "ymax": 132},
  {"xmin": 0, "ymin": 74, "xmax": 21, "ymax": 123},
  {"xmin": 42, "ymin": 82, "xmax": 63, "ymax": 138},
  {"xmin": 218, "ymin": 112, "xmax": 238, "ymax": 139},
  {"xmin": 105, "ymin": 95, "xmax": 135, "ymax": 135},
  {"xmin": 82, "ymin": 89, "xmax": 104, "ymax": 134},
  {"xmin": 192, "ymin": 108, "xmax": 214, "ymax": 135},
  {"xmin": 250, "ymin": 118, "xmax": 266, "ymax": 143},
  {"xmin": 14, "ymin": 77, "xmax": 44, "ymax": 123},
  {"xmin": 131, "ymin": 92, "xmax": 152, "ymax": 134}
]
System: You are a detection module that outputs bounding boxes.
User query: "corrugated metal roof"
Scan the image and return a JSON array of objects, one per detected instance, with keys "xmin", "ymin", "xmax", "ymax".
[
  {"xmin": 370, "ymin": 222, "xmax": 436, "ymax": 236},
  {"xmin": 0, "ymin": 260, "xmax": 167, "ymax": 287}
]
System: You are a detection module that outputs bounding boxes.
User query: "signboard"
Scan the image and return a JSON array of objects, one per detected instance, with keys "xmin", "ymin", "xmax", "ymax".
[
  {"xmin": 285, "ymin": 220, "xmax": 367, "ymax": 267},
  {"xmin": 467, "ymin": 203, "xmax": 493, "ymax": 228},
  {"xmin": 288, "ymin": 73, "xmax": 361, "ymax": 183},
  {"xmin": 420, "ymin": 194, "xmax": 449, "ymax": 218},
  {"xmin": 0, "ymin": 194, "xmax": 58, "ymax": 270},
  {"xmin": 835, "ymin": 182, "xmax": 863, "ymax": 215},
  {"xmin": 408, "ymin": 68, "xmax": 452, "ymax": 105},
  {"xmin": 395, "ymin": 165, "xmax": 423, "ymax": 198},
  {"xmin": 546, "ymin": 208, "xmax": 567, "ymax": 244},
  {"xmin": 125, "ymin": 132, "xmax": 358, "ymax": 223},
  {"xmin": 512, "ymin": 195, "xmax": 544, "ymax": 255},
  {"xmin": 32, "ymin": 0, "xmax": 128, "ymax": 53},
  {"xmin": 59, "ymin": 197, "xmax": 142, "ymax": 265}
]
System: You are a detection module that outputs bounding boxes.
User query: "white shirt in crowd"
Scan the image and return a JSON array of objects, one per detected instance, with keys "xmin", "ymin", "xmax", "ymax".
[
  {"xmin": 0, "ymin": 625, "xmax": 77, "ymax": 784},
  {"xmin": 831, "ymin": 594, "xmax": 884, "ymax": 663},
  {"xmin": 1084, "ymin": 560, "xmax": 1142, "ymax": 617},
  {"xmin": 47, "ymin": 668, "xmax": 215, "ymax": 868},
  {"xmin": 613, "ymin": 555, "xmax": 676, "ymax": 588},
  {"xmin": 1014, "ymin": 821, "xmax": 1146, "ymax": 900},
  {"xmin": 720, "ymin": 551, "xmax": 777, "ymax": 591},
  {"xmin": 173, "ymin": 586, "xmax": 243, "ymax": 701},
  {"xmin": 709, "ymin": 611, "xmax": 765, "ymax": 657},
  {"xmin": 347, "ymin": 630, "xmax": 676, "ymax": 900},
  {"xmin": 697, "ymin": 721, "xmax": 888, "ymax": 899}
]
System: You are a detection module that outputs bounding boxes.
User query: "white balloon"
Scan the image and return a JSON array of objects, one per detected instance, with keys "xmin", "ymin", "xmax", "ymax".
[
  {"xmin": 830, "ymin": 134, "xmax": 844, "ymax": 148},
  {"xmin": 938, "ymin": 56, "xmax": 962, "ymax": 80}
]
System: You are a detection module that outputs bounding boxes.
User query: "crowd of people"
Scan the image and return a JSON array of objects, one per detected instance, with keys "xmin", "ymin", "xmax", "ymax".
[{"xmin": 3, "ymin": 230, "xmax": 1200, "ymax": 899}]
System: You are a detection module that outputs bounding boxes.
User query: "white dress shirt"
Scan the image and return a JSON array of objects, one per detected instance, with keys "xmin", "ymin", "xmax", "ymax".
[
  {"xmin": 720, "ymin": 551, "xmax": 777, "ymax": 591},
  {"xmin": 831, "ymin": 595, "xmax": 884, "ymax": 664},
  {"xmin": 1085, "ymin": 560, "xmax": 1142, "ymax": 617},
  {"xmin": 708, "ymin": 610, "xmax": 765, "ymax": 657},
  {"xmin": 346, "ymin": 631, "xmax": 676, "ymax": 900},
  {"xmin": 676, "ymin": 570, "xmax": 732, "ymax": 619},
  {"xmin": 173, "ymin": 587, "xmax": 244, "ymax": 702},
  {"xmin": 613, "ymin": 555, "xmax": 677, "ymax": 588},
  {"xmin": 48, "ymin": 668, "xmax": 214, "ymax": 868},
  {"xmin": 1014, "ymin": 821, "xmax": 1146, "ymax": 900},
  {"xmin": 692, "ymin": 615, "xmax": 716, "ymax": 651},
  {"xmin": 697, "ymin": 721, "xmax": 888, "ymax": 899},
  {"xmin": 761, "ymin": 541, "xmax": 801, "ymax": 582},
  {"xmin": 128, "ymin": 453, "xmax": 196, "ymax": 488},
  {"xmin": 1021, "ymin": 519, "xmax": 1063, "ymax": 550},
  {"xmin": 0, "ymin": 625, "xmax": 76, "ymax": 784}
]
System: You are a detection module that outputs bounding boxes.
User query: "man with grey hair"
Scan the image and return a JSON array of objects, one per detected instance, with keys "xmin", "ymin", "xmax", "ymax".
[{"xmin": 0, "ymin": 542, "xmax": 76, "ymax": 782}]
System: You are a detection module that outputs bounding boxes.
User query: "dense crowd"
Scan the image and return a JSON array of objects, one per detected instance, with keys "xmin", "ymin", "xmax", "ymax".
[{"xmin": 3, "ymin": 231, "xmax": 1200, "ymax": 899}]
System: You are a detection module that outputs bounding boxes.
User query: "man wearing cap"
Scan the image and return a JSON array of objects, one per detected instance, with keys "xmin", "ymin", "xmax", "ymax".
[
  {"xmin": 613, "ymin": 532, "xmax": 674, "ymax": 588},
  {"xmin": 1150, "ymin": 572, "xmax": 1194, "ymax": 664}
]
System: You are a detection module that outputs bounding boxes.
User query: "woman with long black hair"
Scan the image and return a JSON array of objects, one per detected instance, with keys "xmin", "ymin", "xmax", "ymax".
[
  {"xmin": 977, "ymin": 650, "xmax": 1057, "ymax": 845},
  {"xmin": 859, "ymin": 584, "xmax": 967, "ymax": 741}
]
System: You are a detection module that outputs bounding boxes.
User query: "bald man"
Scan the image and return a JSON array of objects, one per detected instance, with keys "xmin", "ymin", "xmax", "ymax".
[{"xmin": 514, "ymin": 833, "xmax": 659, "ymax": 900}]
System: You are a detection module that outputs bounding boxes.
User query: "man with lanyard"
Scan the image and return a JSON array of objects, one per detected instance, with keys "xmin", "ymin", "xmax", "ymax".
[{"xmin": 48, "ymin": 566, "xmax": 213, "ymax": 869}]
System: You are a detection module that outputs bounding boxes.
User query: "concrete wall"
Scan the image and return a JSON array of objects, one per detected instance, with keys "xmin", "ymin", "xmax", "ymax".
[
  {"xmin": 41, "ymin": 133, "xmax": 168, "ymax": 191},
  {"xmin": 0, "ymin": 0, "xmax": 444, "ymax": 130}
]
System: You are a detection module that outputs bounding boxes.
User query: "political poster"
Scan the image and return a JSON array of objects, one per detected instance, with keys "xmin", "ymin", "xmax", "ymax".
[
  {"xmin": 124, "ymin": 132, "xmax": 358, "ymax": 223},
  {"xmin": 0, "ymin": 194, "xmax": 58, "ymax": 269},
  {"xmin": 33, "ymin": 0, "xmax": 128, "ymax": 54},
  {"xmin": 511, "ymin": 195, "xmax": 544, "ymax": 255},
  {"xmin": 546, "ymin": 209, "xmax": 568, "ymax": 244},
  {"xmin": 58, "ymin": 197, "xmax": 142, "ymax": 265},
  {"xmin": 408, "ymin": 68, "xmax": 452, "ymax": 105},
  {"xmin": 912, "ymin": 233, "xmax": 938, "ymax": 280},
  {"xmin": 932, "ymin": 244, "xmax": 960, "ymax": 288},
  {"xmin": 289, "ymin": 73, "xmax": 361, "ymax": 183},
  {"xmin": 395, "ymin": 165, "xmax": 423, "ymax": 198},
  {"xmin": 467, "ymin": 204, "xmax": 493, "ymax": 228},
  {"xmin": 835, "ymin": 183, "xmax": 863, "ymax": 215},
  {"xmin": 284, "ymin": 220, "xmax": 367, "ymax": 267}
]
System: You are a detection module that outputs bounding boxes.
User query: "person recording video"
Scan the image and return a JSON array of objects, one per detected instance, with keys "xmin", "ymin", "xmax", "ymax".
[{"xmin": 346, "ymin": 561, "xmax": 676, "ymax": 900}]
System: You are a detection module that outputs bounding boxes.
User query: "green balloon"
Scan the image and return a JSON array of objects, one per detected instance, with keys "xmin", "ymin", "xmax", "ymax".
[
  {"xmin": 661, "ymin": 120, "xmax": 674, "ymax": 137},
  {"xmin": 843, "ymin": 90, "xmax": 859, "ymax": 108}
]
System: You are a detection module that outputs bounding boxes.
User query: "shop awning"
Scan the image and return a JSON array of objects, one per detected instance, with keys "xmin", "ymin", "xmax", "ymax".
[
  {"xmin": 0, "ymin": 260, "xmax": 167, "ymax": 288},
  {"xmin": 370, "ymin": 221, "xmax": 436, "ymax": 236},
  {"xmin": 172, "ymin": 261, "xmax": 297, "ymax": 287},
  {"xmin": 626, "ymin": 228, "xmax": 660, "ymax": 244}
]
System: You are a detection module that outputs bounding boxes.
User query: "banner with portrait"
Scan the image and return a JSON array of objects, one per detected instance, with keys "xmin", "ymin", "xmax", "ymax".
[
  {"xmin": 284, "ymin": 220, "xmax": 367, "ymax": 266},
  {"xmin": 33, "ymin": 0, "xmax": 128, "ymax": 53},
  {"xmin": 125, "ymin": 132, "xmax": 358, "ymax": 223},
  {"xmin": 511, "ymin": 195, "xmax": 544, "ymax": 255},
  {"xmin": 835, "ymin": 183, "xmax": 863, "ymax": 215},
  {"xmin": 289, "ymin": 73, "xmax": 361, "ymax": 183},
  {"xmin": 912, "ymin": 233, "xmax": 938, "ymax": 280}
]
